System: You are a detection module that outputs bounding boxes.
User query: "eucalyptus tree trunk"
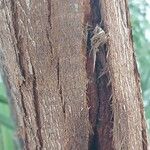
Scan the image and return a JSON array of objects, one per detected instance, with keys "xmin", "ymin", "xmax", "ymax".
[{"xmin": 0, "ymin": 0, "xmax": 147, "ymax": 150}]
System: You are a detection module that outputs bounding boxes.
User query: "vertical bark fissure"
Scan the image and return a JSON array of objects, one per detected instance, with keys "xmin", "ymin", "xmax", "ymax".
[
  {"xmin": 10, "ymin": 0, "xmax": 25, "ymax": 79},
  {"xmin": 57, "ymin": 58, "xmax": 66, "ymax": 120},
  {"xmin": 59, "ymin": 85, "xmax": 66, "ymax": 120},
  {"xmin": 46, "ymin": 29, "xmax": 53, "ymax": 55},
  {"xmin": 92, "ymin": 1, "xmax": 113, "ymax": 149},
  {"xmin": 84, "ymin": 0, "xmax": 100, "ymax": 148},
  {"xmin": 90, "ymin": 0, "xmax": 101, "ymax": 26},
  {"xmin": 47, "ymin": 0, "xmax": 52, "ymax": 29},
  {"xmin": 1, "ymin": 2, "xmax": 30, "ymax": 148},
  {"xmin": 1, "ymin": 0, "xmax": 91, "ymax": 149},
  {"xmin": 4, "ymin": 3, "xmax": 20, "ymax": 70},
  {"xmin": 46, "ymin": 0, "xmax": 53, "ymax": 55},
  {"xmin": 19, "ymin": 86, "xmax": 30, "ymax": 150},
  {"xmin": 10, "ymin": 1, "xmax": 44, "ymax": 148},
  {"xmin": 10, "ymin": 1, "xmax": 30, "ymax": 147},
  {"xmin": 19, "ymin": 87, "xmax": 27, "ymax": 117},
  {"xmin": 32, "ymin": 66, "xmax": 43, "ymax": 150},
  {"xmin": 84, "ymin": 0, "xmax": 113, "ymax": 149},
  {"xmin": 57, "ymin": 58, "xmax": 60, "ymax": 88}
]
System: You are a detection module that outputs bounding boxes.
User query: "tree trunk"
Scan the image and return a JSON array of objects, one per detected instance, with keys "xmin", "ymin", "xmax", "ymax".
[
  {"xmin": 0, "ymin": 0, "xmax": 147, "ymax": 150},
  {"xmin": 99, "ymin": 0, "xmax": 148, "ymax": 149}
]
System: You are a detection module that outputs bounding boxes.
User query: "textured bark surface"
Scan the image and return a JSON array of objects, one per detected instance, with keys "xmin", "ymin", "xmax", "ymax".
[
  {"xmin": 100, "ymin": 0, "xmax": 148, "ymax": 149},
  {"xmin": 0, "ymin": 0, "xmax": 90, "ymax": 149},
  {"xmin": 0, "ymin": 0, "xmax": 147, "ymax": 150}
]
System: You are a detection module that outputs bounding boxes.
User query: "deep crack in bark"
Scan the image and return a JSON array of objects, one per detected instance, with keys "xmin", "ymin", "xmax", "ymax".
[
  {"xmin": 10, "ymin": 1, "xmax": 43, "ymax": 148},
  {"xmin": 10, "ymin": 0, "xmax": 26, "ymax": 79},
  {"xmin": 32, "ymin": 66, "xmax": 43, "ymax": 150},
  {"xmin": 47, "ymin": 0, "xmax": 52, "ymax": 29},
  {"xmin": 84, "ymin": 0, "xmax": 113, "ymax": 149},
  {"xmin": 19, "ymin": 86, "xmax": 29, "ymax": 150},
  {"xmin": 56, "ymin": 58, "xmax": 66, "ymax": 120}
]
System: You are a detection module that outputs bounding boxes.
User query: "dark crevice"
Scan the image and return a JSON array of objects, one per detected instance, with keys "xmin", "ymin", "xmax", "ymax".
[
  {"xmin": 10, "ymin": 0, "xmax": 26, "ymax": 79},
  {"xmin": 4, "ymin": 2, "xmax": 20, "ymax": 72},
  {"xmin": 47, "ymin": 0, "xmax": 52, "ymax": 29},
  {"xmin": 96, "ymin": 53, "xmax": 114, "ymax": 149},
  {"xmin": 19, "ymin": 87, "xmax": 27, "ymax": 117},
  {"xmin": 10, "ymin": 1, "xmax": 43, "ymax": 148},
  {"xmin": 90, "ymin": 0, "xmax": 101, "ymax": 26},
  {"xmin": 84, "ymin": 0, "xmax": 113, "ymax": 149},
  {"xmin": 59, "ymin": 85, "xmax": 66, "ymax": 120},
  {"xmin": 32, "ymin": 66, "xmax": 43, "ymax": 150},
  {"xmin": 19, "ymin": 87, "xmax": 29, "ymax": 150},
  {"xmin": 57, "ymin": 58, "xmax": 60, "ymax": 87},
  {"xmin": 10, "ymin": 1, "xmax": 30, "ymax": 149},
  {"xmin": 87, "ymin": 0, "xmax": 103, "ymax": 149},
  {"xmin": 46, "ymin": 0, "xmax": 53, "ymax": 55},
  {"xmin": 46, "ymin": 29, "xmax": 53, "ymax": 55},
  {"xmin": 56, "ymin": 59, "xmax": 66, "ymax": 120}
]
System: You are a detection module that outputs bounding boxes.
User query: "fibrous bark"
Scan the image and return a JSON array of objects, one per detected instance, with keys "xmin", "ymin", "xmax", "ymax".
[
  {"xmin": 0, "ymin": 0, "xmax": 90, "ymax": 149},
  {"xmin": 100, "ymin": 0, "xmax": 147, "ymax": 149},
  {"xmin": 0, "ymin": 0, "xmax": 147, "ymax": 150}
]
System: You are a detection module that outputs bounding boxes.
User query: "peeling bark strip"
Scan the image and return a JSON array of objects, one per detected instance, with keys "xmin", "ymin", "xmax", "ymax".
[
  {"xmin": 0, "ymin": 0, "xmax": 89, "ymax": 150},
  {"xmin": 32, "ymin": 66, "xmax": 43, "ymax": 149},
  {"xmin": 100, "ymin": 0, "xmax": 148, "ymax": 149}
]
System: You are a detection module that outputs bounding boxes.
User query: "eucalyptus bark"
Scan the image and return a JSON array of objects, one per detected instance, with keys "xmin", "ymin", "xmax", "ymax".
[{"xmin": 0, "ymin": 0, "xmax": 147, "ymax": 150}]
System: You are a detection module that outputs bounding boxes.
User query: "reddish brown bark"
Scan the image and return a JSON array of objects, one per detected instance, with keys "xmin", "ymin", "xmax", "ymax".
[{"xmin": 0, "ymin": 0, "xmax": 147, "ymax": 150}]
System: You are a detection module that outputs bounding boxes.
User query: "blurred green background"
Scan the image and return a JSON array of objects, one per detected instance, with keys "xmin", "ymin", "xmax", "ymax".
[
  {"xmin": 0, "ymin": 0, "xmax": 150, "ymax": 149},
  {"xmin": 0, "ymin": 82, "xmax": 16, "ymax": 150}
]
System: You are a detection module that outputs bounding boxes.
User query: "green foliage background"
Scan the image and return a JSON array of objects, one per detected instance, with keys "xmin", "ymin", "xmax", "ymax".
[
  {"xmin": 0, "ymin": 0, "xmax": 150, "ymax": 149},
  {"xmin": 0, "ymin": 83, "xmax": 15, "ymax": 150}
]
